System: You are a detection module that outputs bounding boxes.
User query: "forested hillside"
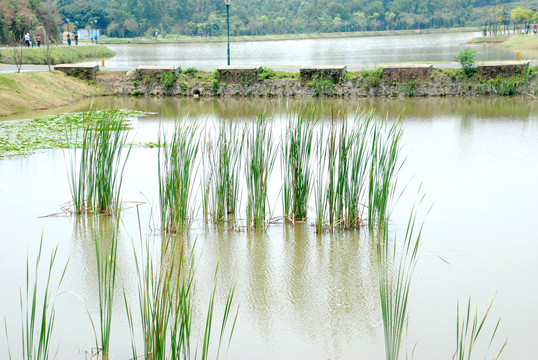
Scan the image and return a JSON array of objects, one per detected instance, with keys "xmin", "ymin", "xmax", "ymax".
[
  {"xmin": 0, "ymin": 0, "xmax": 61, "ymax": 43},
  {"xmin": 1, "ymin": 0, "xmax": 535, "ymax": 44}
]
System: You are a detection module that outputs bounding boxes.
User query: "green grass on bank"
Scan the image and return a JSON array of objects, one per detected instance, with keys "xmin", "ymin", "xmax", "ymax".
[
  {"xmin": 98, "ymin": 27, "xmax": 480, "ymax": 45},
  {"xmin": 0, "ymin": 44, "xmax": 115, "ymax": 65},
  {"xmin": 0, "ymin": 71, "xmax": 109, "ymax": 118},
  {"xmin": 469, "ymin": 33, "xmax": 538, "ymax": 51}
]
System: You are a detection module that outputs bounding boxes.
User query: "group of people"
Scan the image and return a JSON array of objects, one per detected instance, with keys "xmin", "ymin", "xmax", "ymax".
[
  {"xmin": 66, "ymin": 33, "xmax": 79, "ymax": 46},
  {"xmin": 24, "ymin": 33, "xmax": 41, "ymax": 47},
  {"xmin": 525, "ymin": 22, "xmax": 538, "ymax": 35}
]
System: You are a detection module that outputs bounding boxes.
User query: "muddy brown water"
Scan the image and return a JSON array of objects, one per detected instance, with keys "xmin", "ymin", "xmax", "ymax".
[{"xmin": 1, "ymin": 96, "xmax": 537, "ymax": 359}]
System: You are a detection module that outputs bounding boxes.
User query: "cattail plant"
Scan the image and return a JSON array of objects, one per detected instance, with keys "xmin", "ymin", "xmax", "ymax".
[
  {"xmin": 67, "ymin": 110, "xmax": 131, "ymax": 215},
  {"xmin": 208, "ymin": 122, "xmax": 244, "ymax": 223},
  {"xmin": 282, "ymin": 105, "xmax": 315, "ymax": 223},
  {"xmin": 11, "ymin": 235, "xmax": 69, "ymax": 360},
  {"xmin": 94, "ymin": 216, "xmax": 120, "ymax": 360},
  {"xmin": 454, "ymin": 296, "xmax": 507, "ymax": 360},
  {"xmin": 125, "ymin": 234, "xmax": 238, "ymax": 360},
  {"xmin": 368, "ymin": 117, "xmax": 402, "ymax": 229},
  {"xmin": 377, "ymin": 206, "xmax": 422, "ymax": 360},
  {"xmin": 157, "ymin": 121, "xmax": 199, "ymax": 233},
  {"xmin": 245, "ymin": 115, "xmax": 277, "ymax": 231}
]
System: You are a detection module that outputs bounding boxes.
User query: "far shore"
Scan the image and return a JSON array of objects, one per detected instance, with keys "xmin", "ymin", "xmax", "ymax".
[
  {"xmin": 469, "ymin": 33, "xmax": 538, "ymax": 53},
  {"xmin": 98, "ymin": 27, "xmax": 480, "ymax": 45}
]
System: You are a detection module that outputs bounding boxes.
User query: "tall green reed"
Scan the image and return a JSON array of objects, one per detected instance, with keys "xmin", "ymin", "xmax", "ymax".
[
  {"xmin": 125, "ymin": 234, "xmax": 237, "ymax": 360},
  {"xmin": 10, "ymin": 235, "xmax": 69, "ymax": 360},
  {"xmin": 208, "ymin": 122, "xmax": 243, "ymax": 223},
  {"xmin": 158, "ymin": 121, "xmax": 199, "ymax": 233},
  {"xmin": 345, "ymin": 112, "xmax": 373, "ymax": 229},
  {"xmin": 377, "ymin": 206, "xmax": 423, "ymax": 360},
  {"xmin": 313, "ymin": 110, "xmax": 381, "ymax": 232},
  {"xmin": 245, "ymin": 115, "xmax": 277, "ymax": 231},
  {"xmin": 94, "ymin": 216, "xmax": 120, "ymax": 360},
  {"xmin": 282, "ymin": 106, "xmax": 315, "ymax": 223},
  {"xmin": 368, "ymin": 117, "xmax": 402, "ymax": 229},
  {"xmin": 454, "ymin": 296, "xmax": 506, "ymax": 360},
  {"xmin": 67, "ymin": 111, "xmax": 131, "ymax": 215}
]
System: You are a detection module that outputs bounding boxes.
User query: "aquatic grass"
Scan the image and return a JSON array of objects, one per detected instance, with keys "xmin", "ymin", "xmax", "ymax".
[
  {"xmin": 377, "ymin": 205, "xmax": 423, "ymax": 360},
  {"xmin": 94, "ymin": 216, "xmax": 120, "ymax": 359},
  {"xmin": 454, "ymin": 296, "xmax": 507, "ymax": 360},
  {"xmin": 157, "ymin": 121, "xmax": 199, "ymax": 233},
  {"xmin": 15, "ymin": 234, "xmax": 69, "ymax": 360},
  {"xmin": 245, "ymin": 114, "xmax": 277, "ymax": 231},
  {"xmin": 282, "ymin": 105, "xmax": 315, "ymax": 223},
  {"xmin": 125, "ymin": 234, "xmax": 238, "ymax": 360},
  {"xmin": 313, "ymin": 125, "xmax": 328, "ymax": 234},
  {"xmin": 67, "ymin": 110, "xmax": 132, "ymax": 214},
  {"xmin": 208, "ymin": 122, "xmax": 244, "ymax": 223},
  {"xmin": 345, "ymin": 111, "xmax": 374, "ymax": 228},
  {"xmin": 368, "ymin": 117, "xmax": 403, "ymax": 229}
]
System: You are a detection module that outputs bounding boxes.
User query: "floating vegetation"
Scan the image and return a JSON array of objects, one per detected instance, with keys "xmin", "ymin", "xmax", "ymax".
[
  {"xmin": 0, "ymin": 110, "xmax": 140, "ymax": 158},
  {"xmin": 67, "ymin": 110, "xmax": 132, "ymax": 214},
  {"xmin": 158, "ymin": 122, "xmax": 199, "ymax": 233}
]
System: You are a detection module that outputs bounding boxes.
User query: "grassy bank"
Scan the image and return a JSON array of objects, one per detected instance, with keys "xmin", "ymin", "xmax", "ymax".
[
  {"xmin": 0, "ymin": 45, "xmax": 115, "ymax": 65},
  {"xmin": 0, "ymin": 71, "xmax": 109, "ymax": 117},
  {"xmin": 469, "ymin": 33, "xmax": 538, "ymax": 51},
  {"xmin": 99, "ymin": 27, "xmax": 480, "ymax": 45}
]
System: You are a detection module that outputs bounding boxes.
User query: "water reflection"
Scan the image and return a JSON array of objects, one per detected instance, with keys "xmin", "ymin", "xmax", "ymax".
[
  {"xmin": 2, "ymin": 95, "xmax": 538, "ymax": 358},
  {"xmin": 78, "ymin": 32, "xmax": 521, "ymax": 69},
  {"xmin": 36, "ymin": 96, "xmax": 538, "ymax": 126}
]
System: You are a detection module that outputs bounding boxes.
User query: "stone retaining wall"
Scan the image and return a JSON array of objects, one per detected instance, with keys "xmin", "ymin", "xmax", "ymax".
[
  {"xmin": 300, "ymin": 66, "xmax": 347, "ymax": 84},
  {"xmin": 134, "ymin": 66, "xmax": 181, "ymax": 82},
  {"xmin": 476, "ymin": 61, "xmax": 529, "ymax": 78},
  {"xmin": 382, "ymin": 65, "xmax": 432, "ymax": 83},
  {"xmin": 217, "ymin": 66, "xmax": 261, "ymax": 85},
  {"xmin": 94, "ymin": 63, "xmax": 536, "ymax": 98},
  {"xmin": 54, "ymin": 65, "xmax": 99, "ymax": 80}
]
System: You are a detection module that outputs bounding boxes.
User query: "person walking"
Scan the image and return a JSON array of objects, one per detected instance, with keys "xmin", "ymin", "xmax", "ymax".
[
  {"xmin": 67, "ymin": 33, "xmax": 71, "ymax": 46},
  {"xmin": 36, "ymin": 34, "xmax": 41, "ymax": 47},
  {"xmin": 74, "ymin": 34, "xmax": 78, "ymax": 45},
  {"xmin": 24, "ymin": 32, "xmax": 30, "ymax": 47}
]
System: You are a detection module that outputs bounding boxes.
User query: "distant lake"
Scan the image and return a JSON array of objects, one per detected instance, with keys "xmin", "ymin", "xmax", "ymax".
[{"xmin": 78, "ymin": 31, "xmax": 521, "ymax": 69}]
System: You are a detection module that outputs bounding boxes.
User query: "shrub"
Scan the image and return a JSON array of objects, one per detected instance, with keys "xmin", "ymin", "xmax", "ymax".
[
  {"xmin": 455, "ymin": 48, "xmax": 477, "ymax": 78},
  {"xmin": 183, "ymin": 67, "xmax": 198, "ymax": 74},
  {"xmin": 258, "ymin": 67, "xmax": 277, "ymax": 81},
  {"xmin": 211, "ymin": 78, "xmax": 219, "ymax": 92},
  {"xmin": 160, "ymin": 70, "xmax": 178, "ymax": 89}
]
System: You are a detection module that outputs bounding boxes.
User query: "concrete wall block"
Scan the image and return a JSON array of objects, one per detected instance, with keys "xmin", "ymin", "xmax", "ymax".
[
  {"xmin": 382, "ymin": 65, "xmax": 432, "ymax": 83},
  {"xmin": 217, "ymin": 66, "xmax": 261, "ymax": 85},
  {"xmin": 54, "ymin": 65, "xmax": 99, "ymax": 80},
  {"xmin": 476, "ymin": 61, "xmax": 529, "ymax": 78},
  {"xmin": 299, "ymin": 66, "xmax": 347, "ymax": 84},
  {"xmin": 134, "ymin": 66, "xmax": 181, "ymax": 82}
]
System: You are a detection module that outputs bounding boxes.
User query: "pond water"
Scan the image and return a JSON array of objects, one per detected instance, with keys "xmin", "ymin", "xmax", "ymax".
[
  {"xmin": 78, "ymin": 31, "xmax": 523, "ymax": 69},
  {"xmin": 1, "ymin": 96, "xmax": 538, "ymax": 359}
]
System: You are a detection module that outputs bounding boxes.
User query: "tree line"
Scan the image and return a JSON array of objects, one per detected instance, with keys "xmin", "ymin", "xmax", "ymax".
[
  {"xmin": 0, "ymin": 0, "xmax": 61, "ymax": 44},
  {"xmin": 2, "ymin": 0, "xmax": 538, "ymax": 44}
]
